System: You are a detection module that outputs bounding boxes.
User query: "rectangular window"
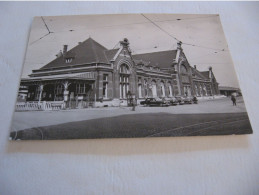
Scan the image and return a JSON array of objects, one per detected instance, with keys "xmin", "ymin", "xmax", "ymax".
[
  {"xmin": 76, "ymin": 84, "xmax": 86, "ymax": 94},
  {"xmin": 103, "ymin": 83, "xmax": 107, "ymax": 98},
  {"xmin": 103, "ymin": 74, "xmax": 108, "ymax": 98},
  {"xmin": 103, "ymin": 74, "xmax": 108, "ymax": 81}
]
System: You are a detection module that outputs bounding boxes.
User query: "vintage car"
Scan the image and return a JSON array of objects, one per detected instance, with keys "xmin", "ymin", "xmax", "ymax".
[
  {"xmin": 183, "ymin": 96, "xmax": 193, "ymax": 104},
  {"xmin": 140, "ymin": 98, "xmax": 170, "ymax": 107},
  {"xmin": 163, "ymin": 97, "xmax": 178, "ymax": 106},
  {"xmin": 192, "ymin": 96, "xmax": 198, "ymax": 104},
  {"xmin": 175, "ymin": 96, "xmax": 185, "ymax": 105}
]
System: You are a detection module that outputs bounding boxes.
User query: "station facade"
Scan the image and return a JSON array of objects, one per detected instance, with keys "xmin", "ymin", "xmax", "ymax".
[{"xmin": 20, "ymin": 37, "xmax": 219, "ymax": 107}]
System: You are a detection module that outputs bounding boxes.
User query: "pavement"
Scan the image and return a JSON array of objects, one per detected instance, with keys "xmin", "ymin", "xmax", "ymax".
[{"xmin": 11, "ymin": 96, "xmax": 249, "ymax": 131}]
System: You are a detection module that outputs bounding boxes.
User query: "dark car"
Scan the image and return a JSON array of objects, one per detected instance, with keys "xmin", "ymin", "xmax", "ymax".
[
  {"xmin": 164, "ymin": 97, "xmax": 178, "ymax": 106},
  {"xmin": 192, "ymin": 96, "xmax": 198, "ymax": 104},
  {"xmin": 175, "ymin": 96, "xmax": 185, "ymax": 105},
  {"xmin": 140, "ymin": 98, "xmax": 170, "ymax": 107}
]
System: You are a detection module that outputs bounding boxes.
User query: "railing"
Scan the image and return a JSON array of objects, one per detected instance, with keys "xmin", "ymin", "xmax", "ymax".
[{"xmin": 15, "ymin": 101, "xmax": 65, "ymax": 111}]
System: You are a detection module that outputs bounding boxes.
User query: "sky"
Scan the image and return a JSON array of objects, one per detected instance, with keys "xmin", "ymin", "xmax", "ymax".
[{"xmin": 22, "ymin": 14, "xmax": 240, "ymax": 88}]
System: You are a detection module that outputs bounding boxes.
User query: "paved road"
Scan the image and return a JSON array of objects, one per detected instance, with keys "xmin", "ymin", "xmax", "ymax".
[
  {"xmin": 11, "ymin": 96, "xmax": 248, "ymax": 131},
  {"xmin": 10, "ymin": 112, "xmax": 252, "ymax": 140}
]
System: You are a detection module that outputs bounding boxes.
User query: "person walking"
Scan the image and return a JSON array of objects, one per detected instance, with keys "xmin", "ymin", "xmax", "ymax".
[{"xmin": 231, "ymin": 94, "xmax": 237, "ymax": 106}]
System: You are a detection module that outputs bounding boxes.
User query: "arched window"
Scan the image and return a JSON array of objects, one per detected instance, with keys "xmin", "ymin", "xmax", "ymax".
[
  {"xmin": 138, "ymin": 77, "xmax": 142, "ymax": 98},
  {"xmin": 119, "ymin": 64, "xmax": 130, "ymax": 99},
  {"xmin": 203, "ymin": 84, "xmax": 207, "ymax": 96},
  {"xmin": 144, "ymin": 79, "xmax": 148, "ymax": 97},
  {"xmin": 160, "ymin": 81, "xmax": 165, "ymax": 97},
  {"xmin": 168, "ymin": 82, "xmax": 173, "ymax": 97},
  {"xmin": 180, "ymin": 65, "xmax": 188, "ymax": 74},
  {"xmin": 195, "ymin": 84, "xmax": 199, "ymax": 96},
  {"xmin": 120, "ymin": 64, "xmax": 130, "ymax": 74},
  {"xmin": 151, "ymin": 80, "xmax": 157, "ymax": 98},
  {"xmin": 199, "ymin": 85, "xmax": 203, "ymax": 96}
]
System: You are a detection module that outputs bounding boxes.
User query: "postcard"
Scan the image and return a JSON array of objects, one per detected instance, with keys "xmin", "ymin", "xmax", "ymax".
[{"xmin": 10, "ymin": 14, "xmax": 253, "ymax": 140}]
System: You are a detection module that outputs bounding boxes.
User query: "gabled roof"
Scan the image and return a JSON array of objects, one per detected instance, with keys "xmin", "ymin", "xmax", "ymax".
[
  {"xmin": 105, "ymin": 49, "xmax": 119, "ymax": 61},
  {"xmin": 132, "ymin": 50, "xmax": 177, "ymax": 68},
  {"xmin": 40, "ymin": 38, "xmax": 112, "ymax": 70},
  {"xmin": 200, "ymin": 71, "xmax": 210, "ymax": 79},
  {"xmin": 191, "ymin": 67, "xmax": 209, "ymax": 80}
]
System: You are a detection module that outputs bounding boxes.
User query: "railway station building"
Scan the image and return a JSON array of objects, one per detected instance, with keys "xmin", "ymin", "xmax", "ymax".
[{"xmin": 19, "ymin": 37, "xmax": 219, "ymax": 107}]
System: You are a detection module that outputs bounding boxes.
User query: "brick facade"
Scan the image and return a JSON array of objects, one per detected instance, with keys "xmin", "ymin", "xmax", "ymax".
[{"xmin": 20, "ymin": 38, "xmax": 220, "ymax": 105}]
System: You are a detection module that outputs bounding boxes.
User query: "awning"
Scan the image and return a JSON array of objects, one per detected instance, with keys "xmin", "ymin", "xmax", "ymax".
[{"xmin": 21, "ymin": 72, "xmax": 95, "ymax": 82}]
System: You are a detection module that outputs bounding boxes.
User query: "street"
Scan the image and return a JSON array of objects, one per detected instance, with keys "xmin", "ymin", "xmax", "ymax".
[{"xmin": 10, "ymin": 96, "xmax": 252, "ymax": 140}]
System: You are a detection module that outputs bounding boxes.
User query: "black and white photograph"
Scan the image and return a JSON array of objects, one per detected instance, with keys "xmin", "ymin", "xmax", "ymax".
[{"xmin": 10, "ymin": 14, "xmax": 253, "ymax": 140}]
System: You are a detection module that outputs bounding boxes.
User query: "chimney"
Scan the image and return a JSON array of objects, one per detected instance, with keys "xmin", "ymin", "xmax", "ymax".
[
  {"xmin": 63, "ymin": 45, "xmax": 68, "ymax": 56},
  {"xmin": 194, "ymin": 65, "xmax": 197, "ymax": 69}
]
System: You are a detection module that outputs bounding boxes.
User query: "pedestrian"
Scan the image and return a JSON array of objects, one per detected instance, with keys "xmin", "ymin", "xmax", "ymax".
[{"xmin": 231, "ymin": 94, "xmax": 236, "ymax": 106}]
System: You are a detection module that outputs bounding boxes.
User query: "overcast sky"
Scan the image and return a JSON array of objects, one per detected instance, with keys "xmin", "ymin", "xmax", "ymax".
[{"xmin": 22, "ymin": 14, "xmax": 239, "ymax": 88}]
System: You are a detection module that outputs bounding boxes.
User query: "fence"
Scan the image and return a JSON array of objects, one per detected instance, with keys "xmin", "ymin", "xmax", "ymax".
[{"xmin": 15, "ymin": 101, "xmax": 65, "ymax": 111}]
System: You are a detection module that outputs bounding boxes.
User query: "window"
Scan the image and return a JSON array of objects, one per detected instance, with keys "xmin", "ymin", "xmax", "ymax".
[
  {"xmin": 195, "ymin": 84, "xmax": 199, "ymax": 96},
  {"xmin": 55, "ymin": 84, "xmax": 64, "ymax": 95},
  {"xmin": 103, "ymin": 74, "xmax": 108, "ymax": 98},
  {"xmin": 160, "ymin": 81, "xmax": 165, "ymax": 97},
  {"xmin": 151, "ymin": 81, "xmax": 157, "ymax": 97},
  {"xmin": 76, "ymin": 83, "xmax": 87, "ymax": 94},
  {"xmin": 200, "ymin": 85, "xmax": 203, "ymax": 96},
  {"xmin": 138, "ymin": 77, "xmax": 142, "ymax": 98},
  {"xmin": 142, "ymin": 79, "xmax": 148, "ymax": 97},
  {"xmin": 119, "ymin": 64, "xmax": 130, "ymax": 99},
  {"xmin": 180, "ymin": 65, "xmax": 188, "ymax": 74},
  {"xmin": 103, "ymin": 74, "xmax": 108, "ymax": 81},
  {"xmin": 65, "ymin": 58, "xmax": 73, "ymax": 63},
  {"xmin": 168, "ymin": 83, "xmax": 173, "ymax": 97},
  {"xmin": 34, "ymin": 86, "xmax": 41, "ymax": 100},
  {"xmin": 203, "ymin": 84, "xmax": 207, "ymax": 96},
  {"xmin": 120, "ymin": 64, "xmax": 130, "ymax": 74},
  {"xmin": 120, "ymin": 75, "xmax": 129, "ymax": 99}
]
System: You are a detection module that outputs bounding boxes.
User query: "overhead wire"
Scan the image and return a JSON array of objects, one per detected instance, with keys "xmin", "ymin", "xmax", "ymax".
[
  {"xmin": 141, "ymin": 14, "xmax": 227, "ymax": 52},
  {"xmin": 30, "ymin": 14, "xmax": 227, "ymax": 53},
  {"xmin": 29, "ymin": 16, "xmax": 53, "ymax": 45},
  {"xmin": 141, "ymin": 14, "xmax": 180, "ymax": 42}
]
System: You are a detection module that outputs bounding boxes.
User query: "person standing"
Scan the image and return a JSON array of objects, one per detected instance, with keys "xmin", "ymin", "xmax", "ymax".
[{"xmin": 231, "ymin": 94, "xmax": 237, "ymax": 106}]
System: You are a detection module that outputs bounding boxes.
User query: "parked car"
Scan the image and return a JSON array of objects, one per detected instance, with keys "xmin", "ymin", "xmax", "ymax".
[
  {"xmin": 175, "ymin": 96, "xmax": 185, "ymax": 105},
  {"xmin": 161, "ymin": 97, "xmax": 172, "ymax": 106},
  {"xmin": 192, "ymin": 96, "xmax": 198, "ymax": 104},
  {"xmin": 140, "ymin": 98, "xmax": 170, "ymax": 107},
  {"xmin": 183, "ymin": 96, "xmax": 193, "ymax": 104},
  {"xmin": 163, "ymin": 97, "xmax": 178, "ymax": 106}
]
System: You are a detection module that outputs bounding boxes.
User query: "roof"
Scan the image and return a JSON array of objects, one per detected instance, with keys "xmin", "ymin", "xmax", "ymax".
[
  {"xmin": 200, "ymin": 71, "xmax": 210, "ymax": 79},
  {"xmin": 132, "ymin": 50, "xmax": 177, "ymax": 68},
  {"xmin": 22, "ymin": 72, "xmax": 95, "ymax": 81},
  {"xmin": 40, "ymin": 38, "xmax": 114, "ymax": 70},
  {"xmin": 105, "ymin": 49, "xmax": 119, "ymax": 61},
  {"xmin": 219, "ymin": 86, "xmax": 240, "ymax": 91},
  {"xmin": 190, "ymin": 67, "xmax": 209, "ymax": 80}
]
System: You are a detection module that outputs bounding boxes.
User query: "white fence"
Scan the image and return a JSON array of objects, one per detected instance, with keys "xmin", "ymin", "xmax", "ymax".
[{"xmin": 15, "ymin": 101, "xmax": 65, "ymax": 111}]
